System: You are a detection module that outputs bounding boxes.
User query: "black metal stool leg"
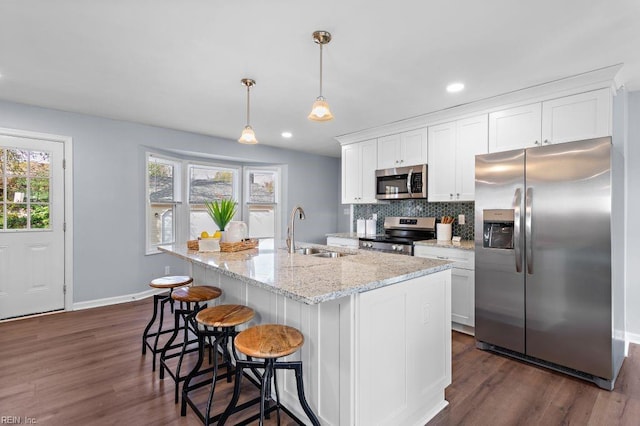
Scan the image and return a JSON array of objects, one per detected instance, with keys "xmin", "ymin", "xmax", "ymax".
[
  {"xmin": 181, "ymin": 330, "xmax": 205, "ymax": 416},
  {"xmin": 293, "ymin": 362, "xmax": 320, "ymax": 426},
  {"xmin": 273, "ymin": 359, "xmax": 281, "ymax": 425},
  {"xmin": 159, "ymin": 307, "xmax": 182, "ymax": 380},
  {"xmin": 152, "ymin": 295, "xmax": 171, "ymax": 371},
  {"xmin": 142, "ymin": 293, "xmax": 162, "ymax": 354},
  {"xmin": 218, "ymin": 360, "xmax": 245, "ymax": 426},
  {"xmin": 204, "ymin": 336, "xmax": 220, "ymax": 426},
  {"xmin": 259, "ymin": 359, "xmax": 275, "ymax": 426}
]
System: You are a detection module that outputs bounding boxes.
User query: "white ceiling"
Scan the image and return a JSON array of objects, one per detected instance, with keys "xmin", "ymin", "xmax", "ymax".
[{"xmin": 1, "ymin": 1, "xmax": 639, "ymax": 158}]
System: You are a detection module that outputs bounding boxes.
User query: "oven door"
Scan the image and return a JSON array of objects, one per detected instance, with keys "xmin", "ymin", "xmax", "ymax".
[{"xmin": 375, "ymin": 164, "xmax": 427, "ymax": 200}]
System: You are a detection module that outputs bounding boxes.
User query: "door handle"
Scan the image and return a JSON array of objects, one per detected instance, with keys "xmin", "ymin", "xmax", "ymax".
[
  {"xmin": 407, "ymin": 168, "xmax": 413, "ymax": 198},
  {"xmin": 525, "ymin": 187, "xmax": 533, "ymax": 274},
  {"xmin": 513, "ymin": 188, "xmax": 522, "ymax": 273}
]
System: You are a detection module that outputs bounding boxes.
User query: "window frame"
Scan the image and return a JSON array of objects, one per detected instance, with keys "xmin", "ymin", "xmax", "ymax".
[
  {"xmin": 243, "ymin": 165, "xmax": 282, "ymax": 241},
  {"xmin": 145, "ymin": 153, "xmax": 182, "ymax": 255},
  {"xmin": 185, "ymin": 161, "xmax": 242, "ymax": 241}
]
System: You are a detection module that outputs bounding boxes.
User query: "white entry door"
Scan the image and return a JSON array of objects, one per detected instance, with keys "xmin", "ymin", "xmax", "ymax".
[{"xmin": 0, "ymin": 135, "xmax": 65, "ymax": 320}]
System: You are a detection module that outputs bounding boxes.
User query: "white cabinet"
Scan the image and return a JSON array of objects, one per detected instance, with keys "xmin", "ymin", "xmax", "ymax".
[
  {"xmin": 489, "ymin": 88, "xmax": 611, "ymax": 153},
  {"xmin": 428, "ymin": 114, "xmax": 488, "ymax": 202},
  {"xmin": 414, "ymin": 245, "xmax": 475, "ymax": 333},
  {"xmin": 489, "ymin": 103, "xmax": 542, "ymax": 152},
  {"xmin": 342, "ymin": 139, "xmax": 378, "ymax": 204},
  {"xmin": 377, "ymin": 128, "xmax": 427, "ymax": 169},
  {"xmin": 326, "ymin": 236, "xmax": 359, "ymax": 249},
  {"xmin": 541, "ymin": 88, "xmax": 611, "ymax": 144}
]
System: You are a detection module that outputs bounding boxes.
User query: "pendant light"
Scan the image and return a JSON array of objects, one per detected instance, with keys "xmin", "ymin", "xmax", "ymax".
[
  {"xmin": 308, "ymin": 30, "xmax": 334, "ymax": 122},
  {"xmin": 238, "ymin": 78, "xmax": 258, "ymax": 144}
]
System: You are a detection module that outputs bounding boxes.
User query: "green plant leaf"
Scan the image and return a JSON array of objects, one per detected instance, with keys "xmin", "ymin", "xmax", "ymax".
[{"xmin": 205, "ymin": 198, "xmax": 237, "ymax": 231}]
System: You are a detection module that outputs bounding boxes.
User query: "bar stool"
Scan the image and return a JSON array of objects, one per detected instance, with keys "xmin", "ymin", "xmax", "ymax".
[
  {"xmin": 160, "ymin": 285, "xmax": 222, "ymax": 403},
  {"xmin": 218, "ymin": 324, "xmax": 320, "ymax": 426},
  {"xmin": 181, "ymin": 304, "xmax": 256, "ymax": 425},
  {"xmin": 142, "ymin": 275, "xmax": 193, "ymax": 371}
]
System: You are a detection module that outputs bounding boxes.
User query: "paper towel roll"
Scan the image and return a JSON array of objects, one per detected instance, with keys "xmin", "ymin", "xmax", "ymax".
[{"xmin": 366, "ymin": 219, "xmax": 376, "ymax": 236}]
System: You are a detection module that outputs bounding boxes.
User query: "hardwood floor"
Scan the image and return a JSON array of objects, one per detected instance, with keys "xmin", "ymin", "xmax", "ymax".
[
  {"xmin": 2, "ymin": 299, "xmax": 639, "ymax": 425},
  {"xmin": 0, "ymin": 299, "xmax": 297, "ymax": 425},
  {"xmin": 429, "ymin": 332, "xmax": 640, "ymax": 426}
]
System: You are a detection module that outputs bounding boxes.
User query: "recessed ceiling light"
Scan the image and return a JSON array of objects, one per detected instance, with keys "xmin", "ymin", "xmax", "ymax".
[
  {"xmin": 446, "ymin": 82, "xmax": 465, "ymax": 93},
  {"xmin": 281, "ymin": 131, "xmax": 292, "ymax": 138}
]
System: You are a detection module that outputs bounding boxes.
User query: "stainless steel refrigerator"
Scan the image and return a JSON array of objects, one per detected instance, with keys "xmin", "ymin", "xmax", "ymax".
[{"xmin": 474, "ymin": 137, "xmax": 625, "ymax": 390}]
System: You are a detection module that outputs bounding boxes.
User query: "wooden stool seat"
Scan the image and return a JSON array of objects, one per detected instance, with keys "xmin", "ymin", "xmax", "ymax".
[
  {"xmin": 235, "ymin": 324, "xmax": 304, "ymax": 359},
  {"xmin": 171, "ymin": 285, "xmax": 222, "ymax": 303},
  {"xmin": 149, "ymin": 275, "xmax": 193, "ymax": 289},
  {"xmin": 196, "ymin": 304, "xmax": 255, "ymax": 328}
]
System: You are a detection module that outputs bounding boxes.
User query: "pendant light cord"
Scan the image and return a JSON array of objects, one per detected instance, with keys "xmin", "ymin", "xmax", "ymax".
[
  {"xmin": 319, "ymin": 42, "xmax": 323, "ymax": 98},
  {"xmin": 246, "ymin": 85, "xmax": 251, "ymax": 126}
]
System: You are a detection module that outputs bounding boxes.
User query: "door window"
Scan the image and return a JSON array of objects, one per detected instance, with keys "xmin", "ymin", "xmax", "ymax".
[{"xmin": 0, "ymin": 148, "xmax": 51, "ymax": 231}]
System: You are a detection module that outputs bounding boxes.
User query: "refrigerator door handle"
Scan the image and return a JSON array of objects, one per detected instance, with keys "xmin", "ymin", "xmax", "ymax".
[
  {"xmin": 513, "ymin": 188, "xmax": 522, "ymax": 273},
  {"xmin": 525, "ymin": 187, "xmax": 533, "ymax": 274}
]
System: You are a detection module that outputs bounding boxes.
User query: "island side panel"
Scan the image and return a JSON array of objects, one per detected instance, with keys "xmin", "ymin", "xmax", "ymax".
[
  {"xmin": 192, "ymin": 263, "xmax": 352, "ymax": 426},
  {"xmin": 355, "ymin": 270, "xmax": 451, "ymax": 426}
]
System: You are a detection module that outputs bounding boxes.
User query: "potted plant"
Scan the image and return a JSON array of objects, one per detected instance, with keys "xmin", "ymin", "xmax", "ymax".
[{"xmin": 205, "ymin": 198, "xmax": 237, "ymax": 233}]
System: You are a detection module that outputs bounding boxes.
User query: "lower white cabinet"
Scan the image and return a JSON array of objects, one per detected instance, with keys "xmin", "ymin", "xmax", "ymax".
[{"xmin": 414, "ymin": 245, "xmax": 475, "ymax": 334}]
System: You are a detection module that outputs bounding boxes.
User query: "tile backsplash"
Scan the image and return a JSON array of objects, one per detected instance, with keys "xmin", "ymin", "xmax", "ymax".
[{"xmin": 353, "ymin": 200, "xmax": 475, "ymax": 240}]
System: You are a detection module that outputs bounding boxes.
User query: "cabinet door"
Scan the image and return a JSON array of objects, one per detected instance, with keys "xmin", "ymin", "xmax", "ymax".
[
  {"xmin": 342, "ymin": 144, "xmax": 361, "ymax": 203},
  {"xmin": 451, "ymin": 268, "xmax": 475, "ymax": 327},
  {"xmin": 377, "ymin": 134, "xmax": 401, "ymax": 169},
  {"xmin": 541, "ymin": 88, "xmax": 611, "ymax": 144},
  {"xmin": 456, "ymin": 114, "xmax": 488, "ymax": 201},
  {"xmin": 427, "ymin": 122, "xmax": 456, "ymax": 202},
  {"xmin": 401, "ymin": 128, "xmax": 427, "ymax": 166},
  {"xmin": 489, "ymin": 103, "xmax": 542, "ymax": 152},
  {"xmin": 360, "ymin": 139, "xmax": 378, "ymax": 203}
]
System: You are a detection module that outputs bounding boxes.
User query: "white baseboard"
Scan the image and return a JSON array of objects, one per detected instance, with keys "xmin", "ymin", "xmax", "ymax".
[
  {"xmin": 626, "ymin": 332, "xmax": 640, "ymax": 356},
  {"xmin": 72, "ymin": 288, "xmax": 165, "ymax": 311}
]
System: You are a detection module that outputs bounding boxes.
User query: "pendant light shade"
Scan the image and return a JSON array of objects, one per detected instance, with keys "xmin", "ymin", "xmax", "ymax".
[
  {"xmin": 308, "ymin": 31, "xmax": 334, "ymax": 122},
  {"xmin": 238, "ymin": 78, "xmax": 258, "ymax": 144}
]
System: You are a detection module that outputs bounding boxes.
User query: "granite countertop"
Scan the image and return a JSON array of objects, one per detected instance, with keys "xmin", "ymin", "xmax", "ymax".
[
  {"xmin": 159, "ymin": 239, "xmax": 452, "ymax": 305},
  {"xmin": 414, "ymin": 239, "xmax": 475, "ymax": 251}
]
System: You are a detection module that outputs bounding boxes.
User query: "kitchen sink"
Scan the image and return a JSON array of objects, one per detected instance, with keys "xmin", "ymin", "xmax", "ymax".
[
  {"xmin": 294, "ymin": 247, "xmax": 325, "ymax": 255},
  {"xmin": 312, "ymin": 251, "xmax": 348, "ymax": 258},
  {"xmin": 293, "ymin": 247, "xmax": 351, "ymax": 258}
]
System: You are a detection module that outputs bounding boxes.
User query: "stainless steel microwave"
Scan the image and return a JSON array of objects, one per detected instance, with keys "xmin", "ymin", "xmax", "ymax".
[{"xmin": 375, "ymin": 164, "xmax": 428, "ymax": 200}]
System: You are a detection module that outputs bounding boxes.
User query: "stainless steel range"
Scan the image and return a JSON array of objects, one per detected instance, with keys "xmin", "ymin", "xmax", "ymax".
[{"xmin": 358, "ymin": 216, "xmax": 436, "ymax": 255}]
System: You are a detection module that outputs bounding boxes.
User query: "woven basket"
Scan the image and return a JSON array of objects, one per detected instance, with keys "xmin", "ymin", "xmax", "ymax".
[
  {"xmin": 187, "ymin": 240, "xmax": 199, "ymax": 250},
  {"xmin": 220, "ymin": 239, "xmax": 259, "ymax": 252}
]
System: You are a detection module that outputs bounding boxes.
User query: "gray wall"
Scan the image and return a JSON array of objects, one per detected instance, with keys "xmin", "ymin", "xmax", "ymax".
[
  {"xmin": 0, "ymin": 100, "xmax": 341, "ymax": 303},
  {"xmin": 627, "ymin": 91, "xmax": 640, "ymax": 338}
]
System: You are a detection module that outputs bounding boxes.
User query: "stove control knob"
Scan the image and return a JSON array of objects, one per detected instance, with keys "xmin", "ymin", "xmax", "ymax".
[{"xmin": 391, "ymin": 245, "xmax": 397, "ymax": 251}]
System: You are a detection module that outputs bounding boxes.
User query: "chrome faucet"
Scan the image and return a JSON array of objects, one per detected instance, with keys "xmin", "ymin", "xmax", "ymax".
[{"xmin": 287, "ymin": 205, "xmax": 306, "ymax": 253}]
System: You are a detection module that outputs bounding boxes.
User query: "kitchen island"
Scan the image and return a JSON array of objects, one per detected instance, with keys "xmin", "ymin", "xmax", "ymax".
[{"xmin": 159, "ymin": 240, "xmax": 453, "ymax": 426}]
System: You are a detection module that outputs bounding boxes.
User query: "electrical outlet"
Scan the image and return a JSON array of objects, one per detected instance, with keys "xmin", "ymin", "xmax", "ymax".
[
  {"xmin": 343, "ymin": 208, "xmax": 350, "ymax": 215},
  {"xmin": 164, "ymin": 266, "xmax": 171, "ymax": 275},
  {"xmin": 458, "ymin": 214, "xmax": 465, "ymax": 225}
]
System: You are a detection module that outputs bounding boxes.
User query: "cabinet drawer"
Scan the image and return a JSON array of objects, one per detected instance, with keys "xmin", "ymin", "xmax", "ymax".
[{"xmin": 414, "ymin": 246, "xmax": 474, "ymax": 270}]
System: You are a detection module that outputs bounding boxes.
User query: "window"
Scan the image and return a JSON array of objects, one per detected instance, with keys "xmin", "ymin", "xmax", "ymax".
[
  {"xmin": 146, "ymin": 154, "xmax": 181, "ymax": 253},
  {"xmin": 188, "ymin": 164, "xmax": 239, "ymax": 240},
  {"xmin": 0, "ymin": 148, "xmax": 51, "ymax": 231},
  {"xmin": 244, "ymin": 167, "xmax": 280, "ymax": 239},
  {"xmin": 145, "ymin": 153, "xmax": 282, "ymax": 253}
]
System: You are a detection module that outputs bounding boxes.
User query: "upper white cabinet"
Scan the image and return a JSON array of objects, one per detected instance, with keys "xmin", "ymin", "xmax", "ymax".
[
  {"xmin": 342, "ymin": 139, "xmax": 378, "ymax": 204},
  {"xmin": 428, "ymin": 114, "xmax": 488, "ymax": 202},
  {"xmin": 489, "ymin": 88, "xmax": 611, "ymax": 152},
  {"xmin": 377, "ymin": 128, "xmax": 427, "ymax": 169},
  {"xmin": 489, "ymin": 103, "xmax": 542, "ymax": 152},
  {"xmin": 541, "ymin": 88, "xmax": 611, "ymax": 144}
]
